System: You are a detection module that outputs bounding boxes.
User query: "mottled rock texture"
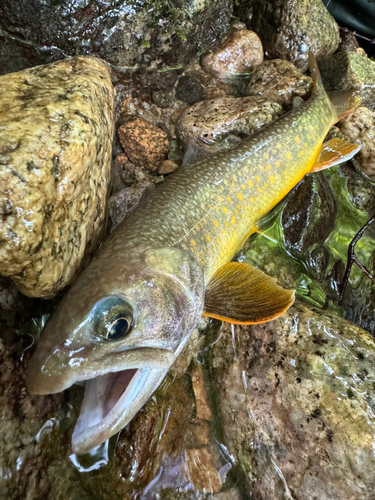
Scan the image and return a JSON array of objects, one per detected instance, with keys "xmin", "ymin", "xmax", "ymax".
[
  {"xmin": 118, "ymin": 117, "xmax": 170, "ymax": 172},
  {"xmin": 246, "ymin": 59, "xmax": 313, "ymax": 110},
  {"xmin": 240, "ymin": 0, "xmax": 340, "ymax": 71},
  {"xmin": 176, "ymin": 96, "xmax": 282, "ymax": 153},
  {"xmin": 206, "ymin": 303, "xmax": 375, "ymax": 499},
  {"xmin": 201, "ymin": 29, "xmax": 263, "ymax": 82},
  {"xmin": 0, "ymin": 56, "xmax": 114, "ymax": 298},
  {"xmin": 338, "ymin": 106, "xmax": 375, "ymax": 179},
  {"xmin": 319, "ymin": 51, "xmax": 375, "ymax": 110},
  {"xmin": 0, "ymin": 0, "xmax": 233, "ymax": 76}
]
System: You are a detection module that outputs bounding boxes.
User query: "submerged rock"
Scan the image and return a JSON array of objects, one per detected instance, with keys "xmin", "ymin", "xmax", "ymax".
[
  {"xmin": 338, "ymin": 106, "xmax": 375, "ymax": 180},
  {"xmin": 246, "ymin": 59, "xmax": 313, "ymax": 110},
  {"xmin": 241, "ymin": 0, "xmax": 340, "ymax": 71},
  {"xmin": 281, "ymin": 173, "xmax": 337, "ymax": 259},
  {"xmin": 319, "ymin": 51, "xmax": 375, "ymax": 110},
  {"xmin": 201, "ymin": 29, "xmax": 263, "ymax": 83},
  {"xmin": 118, "ymin": 117, "xmax": 170, "ymax": 172},
  {"xmin": 0, "ymin": 57, "xmax": 114, "ymax": 299},
  {"xmin": 205, "ymin": 303, "xmax": 375, "ymax": 499},
  {"xmin": 176, "ymin": 96, "xmax": 282, "ymax": 153}
]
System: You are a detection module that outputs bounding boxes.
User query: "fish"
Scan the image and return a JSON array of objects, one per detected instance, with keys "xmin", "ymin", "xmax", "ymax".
[{"xmin": 26, "ymin": 53, "xmax": 361, "ymax": 455}]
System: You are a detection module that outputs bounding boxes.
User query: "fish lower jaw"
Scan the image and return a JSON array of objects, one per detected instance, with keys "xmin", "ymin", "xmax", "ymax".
[{"xmin": 71, "ymin": 367, "xmax": 168, "ymax": 455}]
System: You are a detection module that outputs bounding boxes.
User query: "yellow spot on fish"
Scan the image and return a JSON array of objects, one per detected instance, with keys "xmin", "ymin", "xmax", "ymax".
[
  {"xmin": 275, "ymin": 160, "xmax": 281, "ymax": 167},
  {"xmin": 225, "ymin": 221, "xmax": 230, "ymax": 228},
  {"xmin": 214, "ymin": 220, "xmax": 219, "ymax": 228},
  {"xmin": 211, "ymin": 228, "xmax": 215, "ymax": 235},
  {"xmin": 216, "ymin": 237, "xmax": 220, "ymax": 243},
  {"xmin": 307, "ymin": 134, "xmax": 311, "ymax": 139},
  {"xmin": 255, "ymin": 175, "xmax": 261, "ymax": 182},
  {"xmin": 241, "ymin": 212, "xmax": 245, "ymax": 219},
  {"xmin": 227, "ymin": 196, "xmax": 233, "ymax": 203},
  {"xmin": 309, "ymin": 124, "xmax": 314, "ymax": 131},
  {"xmin": 269, "ymin": 175, "xmax": 275, "ymax": 184},
  {"xmin": 244, "ymin": 166, "xmax": 249, "ymax": 174},
  {"xmin": 222, "ymin": 206, "xmax": 228, "ymax": 214},
  {"xmin": 277, "ymin": 143, "xmax": 282, "ymax": 149},
  {"xmin": 218, "ymin": 195, "xmax": 223, "ymax": 202},
  {"xmin": 267, "ymin": 164, "xmax": 272, "ymax": 171},
  {"xmin": 241, "ymin": 184, "xmax": 246, "ymax": 191},
  {"xmin": 257, "ymin": 187, "xmax": 262, "ymax": 192},
  {"xmin": 321, "ymin": 118, "xmax": 325, "ymax": 124},
  {"xmin": 304, "ymin": 142, "xmax": 308, "ymax": 147},
  {"xmin": 231, "ymin": 216, "xmax": 236, "ymax": 225},
  {"xmin": 191, "ymin": 239, "xmax": 196, "ymax": 246},
  {"xmin": 248, "ymin": 180, "xmax": 253, "ymax": 188},
  {"xmin": 286, "ymin": 152, "xmax": 292, "ymax": 160},
  {"xmin": 237, "ymin": 192, "xmax": 243, "ymax": 201},
  {"xmin": 264, "ymin": 152, "xmax": 269, "ymax": 160},
  {"xmin": 249, "ymin": 196, "xmax": 255, "ymax": 203},
  {"xmin": 295, "ymin": 136, "xmax": 300, "ymax": 143},
  {"xmin": 233, "ymin": 174, "xmax": 237, "ymax": 182},
  {"xmin": 298, "ymin": 150, "xmax": 304, "ymax": 157},
  {"xmin": 260, "ymin": 164, "xmax": 265, "ymax": 171},
  {"xmin": 231, "ymin": 182, "xmax": 236, "ymax": 188},
  {"xmin": 214, "ymin": 206, "xmax": 219, "ymax": 212},
  {"xmin": 264, "ymin": 183, "xmax": 268, "ymax": 188},
  {"xmin": 234, "ymin": 209, "xmax": 238, "ymax": 215},
  {"xmin": 237, "ymin": 203, "xmax": 241, "ymax": 209},
  {"xmin": 206, "ymin": 234, "xmax": 211, "ymax": 242}
]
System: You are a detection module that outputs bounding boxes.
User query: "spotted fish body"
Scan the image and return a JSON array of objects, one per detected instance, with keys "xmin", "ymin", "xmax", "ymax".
[
  {"xmin": 118, "ymin": 83, "xmax": 335, "ymax": 282},
  {"xmin": 27, "ymin": 56, "xmax": 359, "ymax": 454}
]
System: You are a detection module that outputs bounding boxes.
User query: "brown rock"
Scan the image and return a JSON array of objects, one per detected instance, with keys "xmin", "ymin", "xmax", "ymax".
[
  {"xmin": 338, "ymin": 106, "xmax": 375, "ymax": 179},
  {"xmin": 190, "ymin": 360, "xmax": 213, "ymax": 421},
  {"xmin": 177, "ymin": 96, "xmax": 282, "ymax": 153},
  {"xmin": 158, "ymin": 159, "xmax": 179, "ymax": 175},
  {"xmin": 118, "ymin": 117, "xmax": 170, "ymax": 172},
  {"xmin": 0, "ymin": 56, "xmax": 114, "ymax": 298},
  {"xmin": 201, "ymin": 29, "xmax": 263, "ymax": 82},
  {"xmin": 246, "ymin": 59, "xmax": 313, "ymax": 110},
  {"xmin": 185, "ymin": 448, "xmax": 222, "ymax": 493},
  {"xmin": 338, "ymin": 27, "xmax": 359, "ymax": 53}
]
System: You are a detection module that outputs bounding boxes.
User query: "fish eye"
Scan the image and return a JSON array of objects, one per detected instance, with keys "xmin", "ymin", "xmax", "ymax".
[{"xmin": 93, "ymin": 296, "xmax": 134, "ymax": 341}]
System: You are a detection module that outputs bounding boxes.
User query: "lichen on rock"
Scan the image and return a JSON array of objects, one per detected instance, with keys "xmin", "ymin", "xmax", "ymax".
[{"xmin": 0, "ymin": 56, "xmax": 114, "ymax": 299}]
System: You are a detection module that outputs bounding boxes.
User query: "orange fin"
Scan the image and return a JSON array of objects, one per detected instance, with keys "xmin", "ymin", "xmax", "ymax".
[
  {"xmin": 203, "ymin": 262, "xmax": 295, "ymax": 324},
  {"xmin": 311, "ymin": 137, "xmax": 361, "ymax": 172}
]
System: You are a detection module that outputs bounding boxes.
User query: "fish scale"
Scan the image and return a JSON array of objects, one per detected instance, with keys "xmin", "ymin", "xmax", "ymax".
[{"xmin": 107, "ymin": 85, "xmax": 334, "ymax": 282}]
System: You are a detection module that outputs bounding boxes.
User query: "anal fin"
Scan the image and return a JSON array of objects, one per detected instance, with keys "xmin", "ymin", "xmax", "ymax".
[
  {"xmin": 311, "ymin": 137, "xmax": 361, "ymax": 172},
  {"xmin": 203, "ymin": 262, "xmax": 295, "ymax": 324}
]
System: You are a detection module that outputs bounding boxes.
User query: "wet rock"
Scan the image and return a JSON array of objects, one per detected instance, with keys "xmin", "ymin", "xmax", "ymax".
[
  {"xmin": 176, "ymin": 75, "xmax": 207, "ymax": 105},
  {"xmin": 185, "ymin": 448, "xmax": 222, "ymax": 493},
  {"xmin": 201, "ymin": 29, "xmax": 263, "ymax": 83},
  {"xmin": 338, "ymin": 106, "xmax": 375, "ymax": 180},
  {"xmin": 108, "ymin": 180, "xmax": 155, "ymax": 232},
  {"xmin": 159, "ymin": 159, "xmax": 179, "ymax": 175},
  {"xmin": 118, "ymin": 117, "xmax": 170, "ymax": 172},
  {"xmin": 338, "ymin": 27, "xmax": 360, "ymax": 53},
  {"xmin": 0, "ymin": 57, "xmax": 114, "ymax": 299},
  {"xmin": 176, "ymin": 96, "xmax": 282, "ymax": 153},
  {"xmin": 246, "ymin": 59, "xmax": 313, "ymax": 110},
  {"xmin": 340, "ymin": 163, "xmax": 375, "ymax": 216},
  {"xmin": 319, "ymin": 51, "xmax": 375, "ymax": 110},
  {"xmin": 282, "ymin": 173, "xmax": 337, "ymax": 259},
  {"xmin": 242, "ymin": 0, "xmax": 340, "ymax": 71},
  {"xmin": 205, "ymin": 302, "xmax": 375, "ymax": 499},
  {"xmin": 0, "ymin": 0, "xmax": 233, "ymax": 75},
  {"xmin": 190, "ymin": 361, "xmax": 213, "ymax": 421}
]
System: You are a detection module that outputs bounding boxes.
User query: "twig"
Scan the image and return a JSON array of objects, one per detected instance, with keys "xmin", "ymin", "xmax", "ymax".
[
  {"xmin": 339, "ymin": 215, "xmax": 375, "ymax": 305},
  {"xmin": 353, "ymin": 31, "xmax": 375, "ymax": 45}
]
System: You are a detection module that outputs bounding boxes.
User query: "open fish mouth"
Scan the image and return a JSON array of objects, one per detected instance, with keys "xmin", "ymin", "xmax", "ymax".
[{"xmin": 72, "ymin": 367, "xmax": 167, "ymax": 455}]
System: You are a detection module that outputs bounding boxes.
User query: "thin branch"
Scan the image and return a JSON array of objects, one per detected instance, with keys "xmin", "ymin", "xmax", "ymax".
[{"xmin": 338, "ymin": 215, "xmax": 375, "ymax": 305}]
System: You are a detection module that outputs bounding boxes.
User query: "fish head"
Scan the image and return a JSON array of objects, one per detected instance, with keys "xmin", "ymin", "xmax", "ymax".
[{"xmin": 26, "ymin": 246, "xmax": 205, "ymax": 454}]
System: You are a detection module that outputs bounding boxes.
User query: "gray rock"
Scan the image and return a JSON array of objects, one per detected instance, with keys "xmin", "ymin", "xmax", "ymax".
[
  {"xmin": 338, "ymin": 106, "xmax": 375, "ymax": 180},
  {"xmin": 281, "ymin": 173, "xmax": 337, "ymax": 259},
  {"xmin": 201, "ymin": 29, "xmax": 263, "ymax": 83},
  {"xmin": 241, "ymin": 0, "xmax": 340, "ymax": 71},
  {"xmin": 246, "ymin": 59, "xmax": 313, "ymax": 110},
  {"xmin": 319, "ymin": 51, "xmax": 375, "ymax": 110},
  {"xmin": 0, "ymin": 57, "xmax": 114, "ymax": 299},
  {"xmin": 176, "ymin": 96, "xmax": 282, "ymax": 153},
  {"xmin": 205, "ymin": 303, "xmax": 375, "ymax": 499},
  {"xmin": 0, "ymin": 0, "xmax": 233, "ymax": 75}
]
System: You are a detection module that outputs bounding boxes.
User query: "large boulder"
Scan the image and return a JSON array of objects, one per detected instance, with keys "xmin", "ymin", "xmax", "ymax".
[{"xmin": 0, "ymin": 57, "xmax": 114, "ymax": 298}]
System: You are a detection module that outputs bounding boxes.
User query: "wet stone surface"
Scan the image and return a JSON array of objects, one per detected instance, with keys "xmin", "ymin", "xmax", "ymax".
[
  {"xmin": 246, "ymin": 59, "xmax": 313, "ymax": 110},
  {"xmin": 205, "ymin": 303, "xmax": 375, "ymax": 499},
  {"xmin": 239, "ymin": 0, "xmax": 340, "ymax": 71},
  {"xmin": 176, "ymin": 96, "xmax": 282, "ymax": 153}
]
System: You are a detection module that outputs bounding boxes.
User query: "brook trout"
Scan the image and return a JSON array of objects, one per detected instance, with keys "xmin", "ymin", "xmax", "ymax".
[{"xmin": 27, "ymin": 54, "xmax": 360, "ymax": 454}]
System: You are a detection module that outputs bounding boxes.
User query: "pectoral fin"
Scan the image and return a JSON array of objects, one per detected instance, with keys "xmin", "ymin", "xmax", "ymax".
[
  {"xmin": 203, "ymin": 262, "xmax": 295, "ymax": 324},
  {"xmin": 311, "ymin": 137, "xmax": 361, "ymax": 172}
]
